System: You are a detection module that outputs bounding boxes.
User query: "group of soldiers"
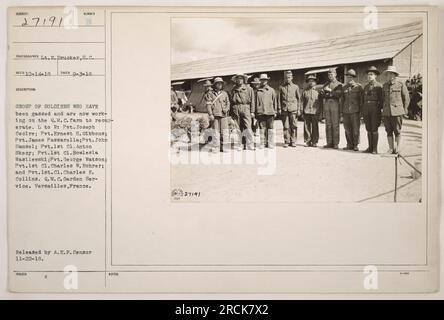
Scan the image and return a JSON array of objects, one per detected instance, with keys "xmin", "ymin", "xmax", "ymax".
[
  {"xmin": 406, "ymin": 73, "xmax": 423, "ymax": 120},
  {"xmin": 194, "ymin": 65, "xmax": 410, "ymax": 155}
]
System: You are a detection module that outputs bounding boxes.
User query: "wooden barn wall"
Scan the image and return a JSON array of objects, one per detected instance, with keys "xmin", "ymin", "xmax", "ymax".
[{"xmin": 393, "ymin": 35, "xmax": 423, "ymax": 79}]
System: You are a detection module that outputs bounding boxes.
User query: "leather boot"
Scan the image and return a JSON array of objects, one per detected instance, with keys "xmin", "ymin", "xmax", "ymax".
[
  {"xmin": 386, "ymin": 136, "xmax": 394, "ymax": 154},
  {"xmin": 364, "ymin": 132, "xmax": 372, "ymax": 153},
  {"xmin": 394, "ymin": 135, "xmax": 401, "ymax": 154},
  {"xmin": 372, "ymin": 132, "xmax": 379, "ymax": 154}
]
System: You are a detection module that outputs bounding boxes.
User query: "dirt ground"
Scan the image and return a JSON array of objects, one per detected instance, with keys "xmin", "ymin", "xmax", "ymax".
[{"xmin": 171, "ymin": 117, "xmax": 422, "ymax": 203}]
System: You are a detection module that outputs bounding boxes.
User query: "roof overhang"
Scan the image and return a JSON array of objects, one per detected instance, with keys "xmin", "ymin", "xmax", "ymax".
[{"xmin": 305, "ymin": 67, "xmax": 337, "ymax": 75}]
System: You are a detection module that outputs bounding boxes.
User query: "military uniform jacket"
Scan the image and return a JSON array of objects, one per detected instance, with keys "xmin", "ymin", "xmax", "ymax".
[
  {"xmin": 322, "ymin": 80, "xmax": 343, "ymax": 109},
  {"xmin": 382, "ymin": 80, "xmax": 410, "ymax": 116},
  {"xmin": 302, "ymin": 87, "xmax": 321, "ymax": 115},
  {"xmin": 278, "ymin": 82, "xmax": 301, "ymax": 113},
  {"xmin": 230, "ymin": 84, "xmax": 255, "ymax": 113},
  {"xmin": 342, "ymin": 82, "xmax": 363, "ymax": 114},
  {"xmin": 256, "ymin": 85, "xmax": 277, "ymax": 116},
  {"xmin": 204, "ymin": 89, "xmax": 230, "ymax": 117},
  {"xmin": 363, "ymin": 81, "xmax": 383, "ymax": 110}
]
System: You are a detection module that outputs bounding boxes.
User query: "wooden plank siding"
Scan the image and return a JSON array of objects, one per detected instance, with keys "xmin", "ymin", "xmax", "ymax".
[
  {"xmin": 175, "ymin": 22, "xmax": 423, "ymax": 113},
  {"xmin": 172, "ymin": 21, "xmax": 422, "ymax": 81}
]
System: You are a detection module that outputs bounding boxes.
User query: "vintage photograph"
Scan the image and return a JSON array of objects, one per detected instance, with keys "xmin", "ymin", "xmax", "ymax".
[{"xmin": 170, "ymin": 16, "xmax": 424, "ymax": 203}]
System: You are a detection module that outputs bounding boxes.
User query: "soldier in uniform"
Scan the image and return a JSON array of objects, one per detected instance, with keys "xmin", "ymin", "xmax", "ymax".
[
  {"xmin": 362, "ymin": 66, "xmax": 383, "ymax": 154},
  {"xmin": 301, "ymin": 75, "xmax": 321, "ymax": 147},
  {"xmin": 250, "ymin": 77, "xmax": 261, "ymax": 137},
  {"xmin": 230, "ymin": 73, "xmax": 255, "ymax": 151},
  {"xmin": 382, "ymin": 66, "xmax": 410, "ymax": 154},
  {"xmin": 342, "ymin": 69, "xmax": 363, "ymax": 151},
  {"xmin": 277, "ymin": 70, "xmax": 301, "ymax": 148},
  {"xmin": 256, "ymin": 74, "xmax": 278, "ymax": 148},
  {"xmin": 204, "ymin": 77, "xmax": 230, "ymax": 152},
  {"xmin": 321, "ymin": 68, "xmax": 343, "ymax": 149}
]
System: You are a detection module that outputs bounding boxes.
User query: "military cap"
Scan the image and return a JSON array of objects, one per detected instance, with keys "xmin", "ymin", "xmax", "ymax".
[
  {"xmin": 213, "ymin": 77, "xmax": 225, "ymax": 84},
  {"xmin": 231, "ymin": 73, "xmax": 249, "ymax": 82},
  {"xmin": 250, "ymin": 77, "xmax": 261, "ymax": 85},
  {"xmin": 366, "ymin": 66, "xmax": 380, "ymax": 75},
  {"xmin": 306, "ymin": 74, "xmax": 317, "ymax": 82},
  {"xmin": 202, "ymin": 79, "xmax": 212, "ymax": 87},
  {"xmin": 259, "ymin": 73, "xmax": 271, "ymax": 80},
  {"xmin": 346, "ymin": 69, "xmax": 357, "ymax": 77},
  {"xmin": 383, "ymin": 65, "xmax": 400, "ymax": 76}
]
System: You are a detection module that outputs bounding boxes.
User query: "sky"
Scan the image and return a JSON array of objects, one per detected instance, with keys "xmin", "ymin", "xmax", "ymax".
[{"xmin": 171, "ymin": 15, "xmax": 422, "ymax": 64}]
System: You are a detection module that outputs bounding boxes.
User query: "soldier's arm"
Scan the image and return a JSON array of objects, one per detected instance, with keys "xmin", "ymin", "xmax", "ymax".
[
  {"xmin": 276, "ymin": 86, "xmax": 282, "ymax": 114},
  {"xmin": 204, "ymin": 93, "xmax": 213, "ymax": 116},
  {"xmin": 401, "ymin": 83, "xmax": 410, "ymax": 113},
  {"xmin": 226, "ymin": 92, "xmax": 231, "ymax": 111},
  {"xmin": 300, "ymin": 91, "xmax": 305, "ymax": 113},
  {"xmin": 318, "ymin": 92, "xmax": 324, "ymax": 117},
  {"xmin": 359, "ymin": 85, "xmax": 364, "ymax": 113},
  {"xmin": 337, "ymin": 84, "xmax": 344, "ymax": 113},
  {"xmin": 205, "ymin": 94, "xmax": 213, "ymax": 116},
  {"xmin": 228, "ymin": 90, "xmax": 234, "ymax": 105},
  {"xmin": 295, "ymin": 85, "xmax": 302, "ymax": 115},
  {"xmin": 249, "ymin": 87, "xmax": 255, "ymax": 114},
  {"xmin": 223, "ymin": 92, "xmax": 230, "ymax": 114},
  {"xmin": 377, "ymin": 85, "xmax": 384, "ymax": 110},
  {"xmin": 272, "ymin": 89, "xmax": 278, "ymax": 113}
]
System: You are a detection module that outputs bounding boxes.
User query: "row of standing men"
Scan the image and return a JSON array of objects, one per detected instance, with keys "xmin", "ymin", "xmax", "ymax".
[{"xmin": 203, "ymin": 66, "xmax": 410, "ymax": 154}]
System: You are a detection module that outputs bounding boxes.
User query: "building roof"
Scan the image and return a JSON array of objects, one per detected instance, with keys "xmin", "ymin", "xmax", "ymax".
[{"xmin": 171, "ymin": 21, "xmax": 422, "ymax": 81}]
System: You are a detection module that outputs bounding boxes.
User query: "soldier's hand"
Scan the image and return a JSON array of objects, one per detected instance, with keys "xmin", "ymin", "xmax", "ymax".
[
  {"xmin": 209, "ymin": 115, "xmax": 215, "ymax": 121},
  {"xmin": 251, "ymin": 113, "xmax": 255, "ymax": 119}
]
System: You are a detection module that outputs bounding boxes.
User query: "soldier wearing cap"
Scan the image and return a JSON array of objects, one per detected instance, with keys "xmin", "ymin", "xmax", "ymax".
[
  {"xmin": 250, "ymin": 77, "xmax": 261, "ymax": 91},
  {"xmin": 278, "ymin": 70, "xmax": 301, "ymax": 147},
  {"xmin": 301, "ymin": 74, "xmax": 321, "ymax": 147},
  {"xmin": 362, "ymin": 66, "xmax": 383, "ymax": 154},
  {"xmin": 230, "ymin": 73, "xmax": 255, "ymax": 150},
  {"xmin": 382, "ymin": 66, "xmax": 410, "ymax": 154},
  {"xmin": 342, "ymin": 69, "xmax": 363, "ymax": 151},
  {"xmin": 204, "ymin": 77, "xmax": 230, "ymax": 152},
  {"xmin": 321, "ymin": 68, "xmax": 343, "ymax": 149},
  {"xmin": 256, "ymin": 73, "xmax": 277, "ymax": 148}
]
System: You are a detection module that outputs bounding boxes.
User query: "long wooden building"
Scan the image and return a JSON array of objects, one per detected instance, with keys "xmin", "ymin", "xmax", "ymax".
[{"xmin": 171, "ymin": 21, "xmax": 423, "ymax": 113}]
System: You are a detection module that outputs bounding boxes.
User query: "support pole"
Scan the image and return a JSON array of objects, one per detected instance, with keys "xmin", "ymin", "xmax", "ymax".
[{"xmin": 394, "ymin": 156, "xmax": 398, "ymax": 202}]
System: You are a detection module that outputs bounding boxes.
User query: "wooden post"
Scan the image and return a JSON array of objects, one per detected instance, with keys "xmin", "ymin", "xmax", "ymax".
[{"xmin": 394, "ymin": 156, "xmax": 398, "ymax": 202}]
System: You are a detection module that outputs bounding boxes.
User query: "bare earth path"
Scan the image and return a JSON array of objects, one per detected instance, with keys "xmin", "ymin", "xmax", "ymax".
[{"xmin": 171, "ymin": 118, "xmax": 422, "ymax": 203}]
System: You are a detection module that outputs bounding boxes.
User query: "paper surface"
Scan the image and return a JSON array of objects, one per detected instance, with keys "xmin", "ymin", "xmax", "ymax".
[{"xmin": 7, "ymin": 6, "xmax": 440, "ymax": 293}]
